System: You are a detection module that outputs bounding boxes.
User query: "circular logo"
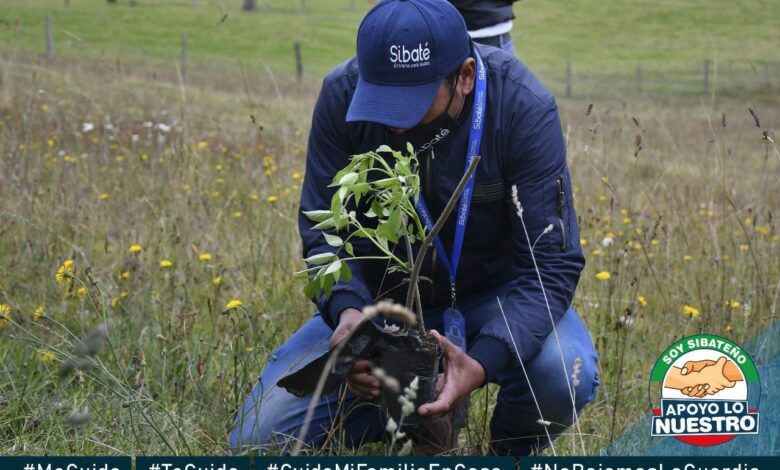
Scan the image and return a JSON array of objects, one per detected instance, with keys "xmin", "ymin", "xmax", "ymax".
[{"xmin": 649, "ymin": 334, "xmax": 761, "ymax": 446}]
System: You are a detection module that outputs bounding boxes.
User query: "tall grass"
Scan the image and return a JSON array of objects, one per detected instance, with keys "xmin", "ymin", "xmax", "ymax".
[{"xmin": 0, "ymin": 48, "xmax": 778, "ymax": 455}]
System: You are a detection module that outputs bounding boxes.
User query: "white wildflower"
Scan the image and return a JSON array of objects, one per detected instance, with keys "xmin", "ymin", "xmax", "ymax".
[
  {"xmin": 601, "ymin": 236, "xmax": 614, "ymax": 247},
  {"xmin": 82, "ymin": 122, "xmax": 94, "ymax": 133}
]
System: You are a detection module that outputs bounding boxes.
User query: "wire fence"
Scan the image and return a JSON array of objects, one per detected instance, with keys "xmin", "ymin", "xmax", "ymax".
[{"xmin": 536, "ymin": 59, "xmax": 780, "ymax": 99}]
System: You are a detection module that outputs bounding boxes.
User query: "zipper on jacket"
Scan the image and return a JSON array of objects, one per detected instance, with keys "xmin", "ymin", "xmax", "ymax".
[{"xmin": 556, "ymin": 176, "xmax": 567, "ymax": 250}]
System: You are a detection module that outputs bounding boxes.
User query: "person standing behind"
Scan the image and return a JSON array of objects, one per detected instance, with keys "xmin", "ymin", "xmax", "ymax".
[{"xmin": 449, "ymin": 0, "xmax": 519, "ymax": 55}]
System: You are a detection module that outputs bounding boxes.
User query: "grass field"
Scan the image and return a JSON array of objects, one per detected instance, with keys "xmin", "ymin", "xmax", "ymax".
[{"xmin": 1, "ymin": 0, "xmax": 779, "ymax": 457}]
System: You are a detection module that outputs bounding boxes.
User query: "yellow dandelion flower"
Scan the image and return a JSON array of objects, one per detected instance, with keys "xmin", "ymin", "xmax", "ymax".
[
  {"xmin": 682, "ymin": 305, "xmax": 701, "ymax": 318},
  {"xmin": 158, "ymin": 156, "xmax": 166, "ymax": 164},
  {"xmin": 233, "ymin": 211, "xmax": 243, "ymax": 219},
  {"xmin": 182, "ymin": 183, "xmax": 191, "ymax": 191},
  {"xmin": 116, "ymin": 155, "xmax": 125, "ymax": 163},
  {"xmin": 591, "ymin": 249, "xmax": 602, "ymax": 256},
  {"xmin": 683, "ymin": 255, "xmax": 693, "ymax": 261},
  {"xmin": 211, "ymin": 191, "xmax": 220, "ymax": 198},
  {"xmin": 0, "ymin": 304, "xmax": 11, "ymax": 327},
  {"xmin": 632, "ymin": 242, "xmax": 642, "ymax": 251},
  {"xmin": 754, "ymin": 225, "xmax": 770, "ymax": 236},
  {"xmin": 637, "ymin": 295, "xmax": 647, "ymax": 307},
  {"xmin": 18, "ymin": 143, "xmax": 26, "ymax": 150},
  {"xmin": 267, "ymin": 195, "xmax": 278, "ymax": 203},
  {"xmin": 128, "ymin": 244, "xmax": 143, "ymax": 253},
  {"xmin": 292, "ymin": 172, "xmax": 301, "ymax": 180},
  {"xmin": 215, "ymin": 164, "xmax": 223, "ymax": 171},
  {"xmin": 99, "ymin": 193, "xmax": 109, "ymax": 200},
  {"xmin": 215, "ymin": 178, "xmax": 225, "ymax": 185},
  {"xmin": 598, "ymin": 194, "xmax": 607, "ymax": 203},
  {"xmin": 744, "ymin": 217, "xmax": 752, "ymax": 226},
  {"xmin": 212, "ymin": 276, "xmax": 223, "ymax": 286},
  {"xmin": 38, "ymin": 350, "xmax": 56, "ymax": 365},
  {"xmin": 725, "ymin": 323, "xmax": 733, "ymax": 332},
  {"xmin": 739, "ymin": 243, "xmax": 749, "ymax": 252},
  {"xmin": 111, "ymin": 297, "xmax": 120, "ymax": 308},
  {"xmin": 120, "ymin": 291, "xmax": 129, "ymax": 298},
  {"xmin": 707, "ymin": 209, "xmax": 714, "ymax": 218},
  {"xmin": 47, "ymin": 138, "xmax": 55, "ymax": 147},
  {"xmin": 580, "ymin": 238, "xmax": 587, "ymax": 247},
  {"xmin": 55, "ymin": 259, "xmax": 76, "ymax": 285},
  {"xmin": 159, "ymin": 259, "xmax": 173, "ymax": 268},
  {"xmin": 773, "ymin": 235, "xmax": 780, "ymax": 242},
  {"xmin": 595, "ymin": 271, "xmax": 611, "ymax": 281},
  {"xmin": 249, "ymin": 193, "xmax": 259, "ymax": 201},
  {"xmin": 199, "ymin": 253, "xmax": 212, "ymax": 262},
  {"xmin": 726, "ymin": 299, "xmax": 740, "ymax": 309},
  {"xmin": 651, "ymin": 239, "xmax": 659, "ymax": 246},
  {"xmin": 197, "ymin": 141, "xmax": 209, "ymax": 149},
  {"xmin": 623, "ymin": 217, "xmax": 632, "ymax": 224},
  {"xmin": 225, "ymin": 299, "xmax": 243, "ymax": 310},
  {"xmin": 294, "ymin": 128, "xmax": 303, "ymax": 137},
  {"xmin": 141, "ymin": 153, "xmax": 149, "ymax": 161},
  {"xmin": 33, "ymin": 306, "xmax": 45, "ymax": 322},
  {"xmin": 120, "ymin": 271, "xmax": 130, "ymax": 279},
  {"xmin": 601, "ymin": 176, "xmax": 609, "ymax": 183},
  {"xmin": 76, "ymin": 287, "xmax": 87, "ymax": 298}
]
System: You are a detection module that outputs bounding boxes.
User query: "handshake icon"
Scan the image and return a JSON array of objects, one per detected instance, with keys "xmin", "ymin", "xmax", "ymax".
[{"xmin": 664, "ymin": 357, "xmax": 744, "ymax": 397}]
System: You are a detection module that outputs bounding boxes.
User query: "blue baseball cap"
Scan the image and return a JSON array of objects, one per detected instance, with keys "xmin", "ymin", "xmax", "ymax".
[{"xmin": 346, "ymin": 0, "xmax": 470, "ymax": 129}]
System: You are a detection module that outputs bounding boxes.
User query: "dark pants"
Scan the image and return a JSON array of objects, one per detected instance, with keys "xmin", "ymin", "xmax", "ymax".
[{"xmin": 229, "ymin": 280, "xmax": 599, "ymax": 455}]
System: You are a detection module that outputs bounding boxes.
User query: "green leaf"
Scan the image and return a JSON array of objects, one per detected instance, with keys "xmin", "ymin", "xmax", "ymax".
[
  {"xmin": 406, "ymin": 142, "xmax": 414, "ymax": 155},
  {"xmin": 344, "ymin": 242, "xmax": 354, "ymax": 256},
  {"xmin": 312, "ymin": 218, "xmax": 336, "ymax": 230},
  {"xmin": 322, "ymin": 275, "xmax": 334, "ymax": 298},
  {"xmin": 376, "ymin": 144, "xmax": 393, "ymax": 154},
  {"xmin": 302, "ymin": 210, "xmax": 332, "ymax": 222},
  {"xmin": 340, "ymin": 261, "xmax": 352, "ymax": 283},
  {"xmin": 338, "ymin": 172, "xmax": 359, "ymax": 186},
  {"xmin": 303, "ymin": 280, "xmax": 320, "ymax": 299},
  {"xmin": 324, "ymin": 259, "xmax": 342, "ymax": 276},
  {"xmin": 323, "ymin": 233, "xmax": 343, "ymax": 247},
  {"xmin": 304, "ymin": 252, "xmax": 336, "ymax": 265}
]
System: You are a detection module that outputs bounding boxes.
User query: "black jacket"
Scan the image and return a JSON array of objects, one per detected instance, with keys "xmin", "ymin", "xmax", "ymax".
[
  {"xmin": 299, "ymin": 45, "xmax": 584, "ymax": 381},
  {"xmin": 449, "ymin": 0, "xmax": 518, "ymax": 31}
]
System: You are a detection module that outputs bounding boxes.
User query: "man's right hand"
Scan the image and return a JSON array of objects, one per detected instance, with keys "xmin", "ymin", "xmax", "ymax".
[{"xmin": 330, "ymin": 308, "xmax": 381, "ymax": 400}]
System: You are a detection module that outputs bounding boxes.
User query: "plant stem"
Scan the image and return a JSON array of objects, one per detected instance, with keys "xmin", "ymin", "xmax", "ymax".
[
  {"xmin": 404, "ymin": 155, "xmax": 481, "ymax": 318},
  {"xmin": 403, "ymin": 233, "xmax": 425, "ymax": 332}
]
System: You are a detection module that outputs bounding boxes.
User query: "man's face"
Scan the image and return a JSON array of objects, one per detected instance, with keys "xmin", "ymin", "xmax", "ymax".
[{"xmin": 389, "ymin": 58, "xmax": 476, "ymax": 135}]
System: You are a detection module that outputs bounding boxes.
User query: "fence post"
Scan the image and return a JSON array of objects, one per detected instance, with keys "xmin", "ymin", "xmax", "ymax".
[
  {"xmin": 45, "ymin": 16, "xmax": 53, "ymax": 60},
  {"xmin": 294, "ymin": 41, "xmax": 303, "ymax": 84},
  {"xmin": 636, "ymin": 63, "xmax": 642, "ymax": 94},
  {"xmin": 181, "ymin": 33, "xmax": 188, "ymax": 81},
  {"xmin": 703, "ymin": 59, "xmax": 710, "ymax": 94},
  {"xmin": 565, "ymin": 60, "xmax": 572, "ymax": 98}
]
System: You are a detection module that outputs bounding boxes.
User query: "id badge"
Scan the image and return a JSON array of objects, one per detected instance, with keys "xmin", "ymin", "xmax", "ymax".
[{"xmin": 443, "ymin": 307, "xmax": 466, "ymax": 351}]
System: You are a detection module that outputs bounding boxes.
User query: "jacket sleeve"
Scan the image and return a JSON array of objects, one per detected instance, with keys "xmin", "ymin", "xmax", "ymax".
[
  {"xmin": 299, "ymin": 76, "xmax": 375, "ymax": 330},
  {"xmin": 468, "ymin": 98, "xmax": 585, "ymax": 381}
]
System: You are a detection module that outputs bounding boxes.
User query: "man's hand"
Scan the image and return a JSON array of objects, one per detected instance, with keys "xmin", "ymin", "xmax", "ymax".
[
  {"xmin": 330, "ymin": 308, "xmax": 380, "ymax": 399},
  {"xmin": 418, "ymin": 330, "xmax": 486, "ymax": 419},
  {"xmin": 680, "ymin": 357, "xmax": 738, "ymax": 397}
]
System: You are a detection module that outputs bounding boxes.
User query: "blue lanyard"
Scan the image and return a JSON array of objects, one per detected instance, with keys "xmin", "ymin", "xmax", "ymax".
[{"xmin": 415, "ymin": 47, "xmax": 486, "ymax": 304}]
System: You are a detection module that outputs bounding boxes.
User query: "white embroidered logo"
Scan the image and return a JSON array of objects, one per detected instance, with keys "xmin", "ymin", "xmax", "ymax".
[{"xmin": 389, "ymin": 43, "xmax": 431, "ymax": 69}]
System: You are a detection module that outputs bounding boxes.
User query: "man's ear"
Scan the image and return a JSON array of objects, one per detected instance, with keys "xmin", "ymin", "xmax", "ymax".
[{"xmin": 458, "ymin": 58, "xmax": 477, "ymax": 96}]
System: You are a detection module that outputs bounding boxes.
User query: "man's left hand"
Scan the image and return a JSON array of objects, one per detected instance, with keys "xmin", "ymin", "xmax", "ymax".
[{"xmin": 417, "ymin": 330, "xmax": 486, "ymax": 419}]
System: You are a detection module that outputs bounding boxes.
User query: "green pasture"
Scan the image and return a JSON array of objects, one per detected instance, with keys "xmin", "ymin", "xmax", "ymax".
[{"xmin": 0, "ymin": 0, "xmax": 778, "ymax": 95}]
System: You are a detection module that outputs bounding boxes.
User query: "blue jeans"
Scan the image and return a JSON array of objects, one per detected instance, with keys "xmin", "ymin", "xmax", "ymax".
[{"xmin": 228, "ymin": 281, "xmax": 599, "ymax": 455}]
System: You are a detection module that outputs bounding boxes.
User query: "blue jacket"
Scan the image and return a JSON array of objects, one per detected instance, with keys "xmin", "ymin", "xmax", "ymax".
[{"xmin": 299, "ymin": 44, "xmax": 585, "ymax": 381}]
